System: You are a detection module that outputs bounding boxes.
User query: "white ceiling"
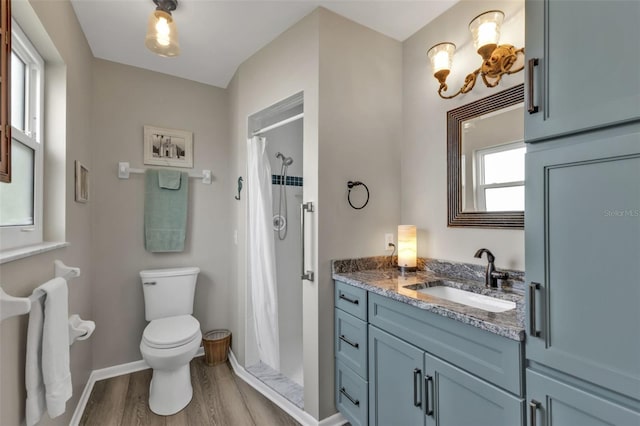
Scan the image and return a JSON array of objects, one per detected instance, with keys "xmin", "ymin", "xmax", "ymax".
[{"xmin": 70, "ymin": 0, "xmax": 457, "ymax": 88}]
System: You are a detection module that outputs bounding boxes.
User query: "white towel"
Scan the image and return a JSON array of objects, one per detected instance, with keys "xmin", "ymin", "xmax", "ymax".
[
  {"xmin": 25, "ymin": 277, "xmax": 72, "ymax": 424},
  {"xmin": 25, "ymin": 293, "xmax": 46, "ymax": 426}
]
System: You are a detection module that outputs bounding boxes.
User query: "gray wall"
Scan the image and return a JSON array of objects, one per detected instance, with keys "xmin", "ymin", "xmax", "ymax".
[
  {"xmin": 401, "ymin": 0, "xmax": 525, "ymax": 270},
  {"xmin": 227, "ymin": 8, "xmax": 322, "ymax": 416},
  {"xmin": 317, "ymin": 8, "xmax": 402, "ymax": 418},
  {"xmin": 90, "ymin": 59, "xmax": 230, "ymax": 368},
  {"xmin": 0, "ymin": 1, "xmax": 94, "ymax": 424}
]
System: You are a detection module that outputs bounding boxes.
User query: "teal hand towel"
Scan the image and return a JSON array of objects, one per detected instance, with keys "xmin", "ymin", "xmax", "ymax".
[
  {"xmin": 158, "ymin": 169, "xmax": 182, "ymax": 190},
  {"xmin": 144, "ymin": 169, "xmax": 188, "ymax": 252}
]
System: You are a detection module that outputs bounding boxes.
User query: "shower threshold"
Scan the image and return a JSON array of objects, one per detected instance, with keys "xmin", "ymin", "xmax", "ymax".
[{"xmin": 246, "ymin": 361, "xmax": 304, "ymax": 409}]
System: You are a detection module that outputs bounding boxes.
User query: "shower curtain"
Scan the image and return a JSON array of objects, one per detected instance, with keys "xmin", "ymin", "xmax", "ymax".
[{"xmin": 246, "ymin": 136, "xmax": 280, "ymax": 371}]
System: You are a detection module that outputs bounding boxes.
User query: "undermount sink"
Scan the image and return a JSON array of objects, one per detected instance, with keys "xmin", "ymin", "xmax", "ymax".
[{"xmin": 408, "ymin": 284, "xmax": 516, "ymax": 313}]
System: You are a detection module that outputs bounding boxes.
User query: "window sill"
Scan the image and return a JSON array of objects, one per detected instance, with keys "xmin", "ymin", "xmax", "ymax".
[{"xmin": 0, "ymin": 241, "xmax": 70, "ymax": 265}]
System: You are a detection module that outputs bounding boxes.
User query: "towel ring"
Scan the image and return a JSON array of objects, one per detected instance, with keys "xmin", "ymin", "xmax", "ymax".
[{"xmin": 347, "ymin": 181, "xmax": 369, "ymax": 210}]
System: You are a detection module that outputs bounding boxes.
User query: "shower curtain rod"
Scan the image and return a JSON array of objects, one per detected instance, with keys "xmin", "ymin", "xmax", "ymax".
[{"xmin": 252, "ymin": 112, "xmax": 304, "ymax": 136}]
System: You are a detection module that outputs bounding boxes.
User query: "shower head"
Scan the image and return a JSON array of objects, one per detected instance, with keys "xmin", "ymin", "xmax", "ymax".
[{"xmin": 276, "ymin": 152, "xmax": 294, "ymax": 166}]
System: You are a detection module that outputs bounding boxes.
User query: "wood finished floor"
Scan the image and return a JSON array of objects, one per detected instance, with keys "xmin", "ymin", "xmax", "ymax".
[{"xmin": 79, "ymin": 356, "xmax": 301, "ymax": 426}]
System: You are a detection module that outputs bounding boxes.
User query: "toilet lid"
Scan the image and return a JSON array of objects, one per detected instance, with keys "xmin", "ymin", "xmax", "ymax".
[{"xmin": 143, "ymin": 315, "xmax": 201, "ymax": 349}]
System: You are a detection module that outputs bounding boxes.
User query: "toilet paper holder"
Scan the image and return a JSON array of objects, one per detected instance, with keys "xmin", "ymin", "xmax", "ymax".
[{"xmin": 68, "ymin": 314, "xmax": 95, "ymax": 345}]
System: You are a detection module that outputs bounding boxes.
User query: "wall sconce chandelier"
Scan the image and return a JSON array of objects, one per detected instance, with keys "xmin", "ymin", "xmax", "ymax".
[
  {"xmin": 145, "ymin": 0, "xmax": 180, "ymax": 57},
  {"xmin": 427, "ymin": 10, "xmax": 524, "ymax": 99}
]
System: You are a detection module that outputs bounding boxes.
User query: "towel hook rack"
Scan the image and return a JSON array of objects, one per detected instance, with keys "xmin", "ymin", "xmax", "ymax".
[
  {"xmin": 0, "ymin": 260, "xmax": 81, "ymax": 322},
  {"xmin": 117, "ymin": 162, "xmax": 212, "ymax": 185},
  {"xmin": 235, "ymin": 176, "xmax": 243, "ymax": 200}
]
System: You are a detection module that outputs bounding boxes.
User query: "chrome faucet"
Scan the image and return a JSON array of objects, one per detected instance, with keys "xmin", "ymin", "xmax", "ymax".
[{"xmin": 474, "ymin": 248, "xmax": 509, "ymax": 288}]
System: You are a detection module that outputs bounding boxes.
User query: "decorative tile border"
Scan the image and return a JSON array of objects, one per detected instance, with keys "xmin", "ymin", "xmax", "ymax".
[{"xmin": 272, "ymin": 175, "xmax": 303, "ymax": 187}]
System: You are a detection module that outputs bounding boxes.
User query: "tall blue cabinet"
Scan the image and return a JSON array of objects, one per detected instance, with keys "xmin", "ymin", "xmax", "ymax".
[{"xmin": 524, "ymin": 1, "xmax": 640, "ymax": 424}]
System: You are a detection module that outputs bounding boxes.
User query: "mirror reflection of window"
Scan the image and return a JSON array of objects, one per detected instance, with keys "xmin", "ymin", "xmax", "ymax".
[
  {"xmin": 475, "ymin": 142, "xmax": 525, "ymax": 211},
  {"xmin": 461, "ymin": 103, "xmax": 524, "ymax": 212}
]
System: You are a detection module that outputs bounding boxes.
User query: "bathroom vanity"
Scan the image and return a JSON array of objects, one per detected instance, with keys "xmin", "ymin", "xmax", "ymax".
[{"xmin": 333, "ymin": 259, "xmax": 526, "ymax": 426}]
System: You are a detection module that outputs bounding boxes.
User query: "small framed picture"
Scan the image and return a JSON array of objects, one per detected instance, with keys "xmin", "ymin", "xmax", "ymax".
[
  {"xmin": 143, "ymin": 125, "xmax": 193, "ymax": 168},
  {"xmin": 75, "ymin": 161, "xmax": 89, "ymax": 203}
]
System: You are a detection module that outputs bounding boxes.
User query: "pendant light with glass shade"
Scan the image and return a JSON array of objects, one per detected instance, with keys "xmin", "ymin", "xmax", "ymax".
[{"xmin": 145, "ymin": 0, "xmax": 180, "ymax": 57}]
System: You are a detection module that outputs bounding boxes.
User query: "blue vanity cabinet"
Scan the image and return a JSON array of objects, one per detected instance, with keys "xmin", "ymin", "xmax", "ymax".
[
  {"xmin": 524, "ymin": 0, "xmax": 640, "ymax": 142},
  {"xmin": 368, "ymin": 326, "xmax": 425, "ymax": 426},
  {"xmin": 334, "ymin": 280, "xmax": 368, "ymax": 426},
  {"xmin": 367, "ymin": 293, "xmax": 525, "ymax": 426},
  {"xmin": 525, "ymin": 124, "xmax": 640, "ymax": 423},
  {"xmin": 424, "ymin": 353, "xmax": 524, "ymax": 426},
  {"xmin": 368, "ymin": 325, "xmax": 525, "ymax": 426},
  {"xmin": 526, "ymin": 370, "xmax": 640, "ymax": 426}
]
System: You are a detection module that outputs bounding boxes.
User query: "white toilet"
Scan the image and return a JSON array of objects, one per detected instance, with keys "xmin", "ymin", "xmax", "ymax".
[{"xmin": 139, "ymin": 267, "xmax": 202, "ymax": 416}]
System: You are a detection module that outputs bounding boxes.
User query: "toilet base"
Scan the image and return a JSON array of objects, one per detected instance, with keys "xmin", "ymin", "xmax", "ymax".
[{"xmin": 148, "ymin": 364, "xmax": 193, "ymax": 416}]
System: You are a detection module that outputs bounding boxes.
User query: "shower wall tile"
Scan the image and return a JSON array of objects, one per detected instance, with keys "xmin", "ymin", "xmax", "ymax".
[{"xmin": 272, "ymin": 175, "xmax": 304, "ymax": 187}]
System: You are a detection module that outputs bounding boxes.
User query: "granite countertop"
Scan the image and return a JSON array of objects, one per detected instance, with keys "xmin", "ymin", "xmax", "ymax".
[{"xmin": 332, "ymin": 258, "xmax": 525, "ymax": 341}]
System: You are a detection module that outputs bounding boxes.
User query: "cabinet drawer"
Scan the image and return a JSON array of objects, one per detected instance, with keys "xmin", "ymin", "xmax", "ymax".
[
  {"xmin": 335, "ymin": 309, "xmax": 367, "ymax": 379},
  {"xmin": 335, "ymin": 281, "xmax": 367, "ymax": 320},
  {"xmin": 336, "ymin": 359, "xmax": 368, "ymax": 426},
  {"xmin": 369, "ymin": 293, "xmax": 523, "ymax": 396}
]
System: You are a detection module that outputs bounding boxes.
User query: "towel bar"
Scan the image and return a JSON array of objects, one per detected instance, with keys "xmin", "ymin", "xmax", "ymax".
[
  {"xmin": 117, "ymin": 162, "xmax": 212, "ymax": 184},
  {"xmin": 0, "ymin": 260, "xmax": 81, "ymax": 322}
]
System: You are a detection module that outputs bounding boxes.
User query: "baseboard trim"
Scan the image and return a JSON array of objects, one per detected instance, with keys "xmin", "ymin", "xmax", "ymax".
[
  {"xmin": 70, "ymin": 348, "xmax": 345, "ymax": 426},
  {"xmin": 70, "ymin": 348, "xmax": 204, "ymax": 426},
  {"xmin": 227, "ymin": 350, "xmax": 346, "ymax": 426}
]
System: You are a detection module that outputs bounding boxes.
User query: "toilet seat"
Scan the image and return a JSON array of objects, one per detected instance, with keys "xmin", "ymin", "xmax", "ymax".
[{"xmin": 142, "ymin": 315, "xmax": 200, "ymax": 349}]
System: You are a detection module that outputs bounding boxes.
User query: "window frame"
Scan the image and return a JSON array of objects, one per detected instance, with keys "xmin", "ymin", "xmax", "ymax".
[
  {"xmin": 0, "ymin": 0, "xmax": 10, "ymax": 183},
  {"xmin": 474, "ymin": 140, "xmax": 525, "ymax": 212},
  {"xmin": 0, "ymin": 18, "xmax": 44, "ymax": 250}
]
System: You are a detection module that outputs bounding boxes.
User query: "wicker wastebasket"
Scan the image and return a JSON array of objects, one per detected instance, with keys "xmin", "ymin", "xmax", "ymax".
[{"xmin": 202, "ymin": 329, "xmax": 231, "ymax": 365}]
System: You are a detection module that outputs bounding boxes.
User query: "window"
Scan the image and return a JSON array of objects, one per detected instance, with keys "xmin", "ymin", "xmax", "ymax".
[
  {"xmin": 474, "ymin": 141, "xmax": 525, "ymax": 212},
  {"xmin": 0, "ymin": 19, "xmax": 43, "ymax": 250},
  {"xmin": 0, "ymin": 0, "xmax": 10, "ymax": 183}
]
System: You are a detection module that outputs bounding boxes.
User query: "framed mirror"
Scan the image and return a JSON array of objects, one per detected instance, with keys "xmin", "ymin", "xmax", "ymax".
[{"xmin": 447, "ymin": 84, "xmax": 524, "ymax": 229}]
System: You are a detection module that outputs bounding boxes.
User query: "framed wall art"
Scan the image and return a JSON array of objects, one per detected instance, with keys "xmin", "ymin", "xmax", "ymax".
[
  {"xmin": 75, "ymin": 160, "xmax": 89, "ymax": 203},
  {"xmin": 143, "ymin": 125, "xmax": 193, "ymax": 168}
]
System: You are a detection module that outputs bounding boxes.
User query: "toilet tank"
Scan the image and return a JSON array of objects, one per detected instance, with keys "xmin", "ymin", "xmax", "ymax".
[{"xmin": 140, "ymin": 267, "xmax": 200, "ymax": 321}]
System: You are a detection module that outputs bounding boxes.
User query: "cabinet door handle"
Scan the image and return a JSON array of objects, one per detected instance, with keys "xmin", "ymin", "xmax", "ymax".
[
  {"xmin": 413, "ymin": 368, "xmax": 422, "ymax": 407},
  {"xmin": 529, "ymin": 399, "xmax": 541, "ymax": 426},
  {"xmin": 340, "ymin": 387, "xmax": 360, "ymax": 407},
  {"xmin": 529, "ymin": 282, "xmax": 541, "ymax": 337},
  {"xmin": 339, "ymin": 334, "xmax": 359, "ymax": 349},
  {"xmin": 527, "ymin": 58, "xmax": 540, "ymax": 114},
  {"xmin": 339, "ymin": 294, "xmax": 359, "ymax": 305},
  {"xmin": 424, "ymin": 374, "xmax": 434, "ymax": 416}
]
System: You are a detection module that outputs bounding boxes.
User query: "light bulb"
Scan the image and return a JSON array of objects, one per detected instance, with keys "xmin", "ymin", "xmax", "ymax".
[
  {"xmin": 155, "ymin": 16, "xmax": 171, "ymax": 46},
  {"xmin": 476, "ymin": 22, "xmax": 498, "ymax": 48},
  {"xmin": 469, "ymin": 10, "xmax": 504, "ymax": 51},
  {"xmin": 145, "ymin": 9, "xmax": 180, "ymax": 57}
]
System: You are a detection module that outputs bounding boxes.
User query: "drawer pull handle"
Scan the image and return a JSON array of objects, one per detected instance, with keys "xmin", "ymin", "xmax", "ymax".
[
  {"xmin": 527, "ymin": 58, "xmax": 539, "ymax": 114},
  {"xmin": 143, "ymin": 281, "xmax": 156, "ymax": 286},
  {"xmin": 340, "ymin": 387, "xmax": 360, "ymax": 407},
  {"xmin": 413, "ymin": 368, "xmax": 422, "ymax": 407},
  {"xmin": 339, "ymin": 294, "xmax": 359, "ymax": 305},
  {"xmin": 339, "ymin": 334, "xmax": 359, "ymax": 349},
  {"xmin": 529, "ymin": 399, "xmax": 541, "ymax": 426},
  {"xmin": 529, "ymin": 282, "xmax": 541, "ymax": 337},
  {"xmin": 424, "ymin": 375, "xmax": 434, "ymax": 416}
]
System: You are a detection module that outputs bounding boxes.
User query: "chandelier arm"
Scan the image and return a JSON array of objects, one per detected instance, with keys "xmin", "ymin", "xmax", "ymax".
[
  {"xmin": 438, "ymin": 68, "xmax": 480, "ymax": 99},
  {"xmin": 481, "ymin": 72, "xmax": 503, "ymax": 88}
]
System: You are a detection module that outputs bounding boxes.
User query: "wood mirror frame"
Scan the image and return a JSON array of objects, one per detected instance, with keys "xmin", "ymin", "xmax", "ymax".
[{"xmin": 447, "ymin": 83, "xmax": 524, "ymax": 229}]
